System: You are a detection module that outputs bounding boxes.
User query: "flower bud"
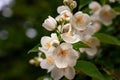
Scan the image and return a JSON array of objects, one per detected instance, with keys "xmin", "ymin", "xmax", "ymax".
[{"xmin": 42, "ymin": 16, "xmax": 57, "ymax": 31}]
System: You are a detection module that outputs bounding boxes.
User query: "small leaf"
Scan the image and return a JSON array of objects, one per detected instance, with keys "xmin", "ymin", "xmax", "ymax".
[
  {"xmin": 72, "ymin": 41, "xmax": 89, "ymax": 51},
  {"xmin": 79, "ymin": 0, "xmax": 92, "ymax": 10},
  {"xmin": 75, "ymin": 60, "xmax": 105, "ymax": 80},
  {"xmin": 28, "ymin": 44, "xmax": 40, "ymax": 54},
  {"xmin": 94, "ymin": 33, "xmax": 120, "ymax": 46}
]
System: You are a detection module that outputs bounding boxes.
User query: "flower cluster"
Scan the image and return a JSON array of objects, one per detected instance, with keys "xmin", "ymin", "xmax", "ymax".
[{"xmin": 29, "ymin": 0, "xmax": 119, "ymax": 80}]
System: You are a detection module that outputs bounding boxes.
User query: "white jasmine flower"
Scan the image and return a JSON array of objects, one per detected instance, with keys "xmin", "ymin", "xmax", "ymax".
[
  {"xmin": 99, "ymin": 5, "xmax": 117, "ymax": 26},
  {"xmin": 51, "ymin": 66, "xmax": 75, "ymax": 80},
  {"xmin": 80, "ymin": 37, "xmax": 100, "ymax": 58},
  {"xmin": 89, "ymin": 1, "xmax": 101, "ymax": 14},
  {"xmin": 76, "ymin": 25, "xmax": 96, "ymax": 40},
  {"xmin": 39, "ymin": 33, "xmax": 59, "ymax": 54},
  {"xmin": 53, "ymin": 43, "xmax": 79, "ymax": 68},
  {"xmin": 42, "ymin": 16, "xmax": 57, "ymax": 31},
  {"xmin": 89, "ymin": 2, "xmax": 117, "ymax": 26},
  {"xmin": 56, "ymin": 9, "xmax": 72, "ymax": 22},
  {"xmin": 40, "ymin": 55, "xmax": 55, "ymax": 72},
  {"xmin": 71, "ymin": 11, "xmax": 91, "ymax": 31},
  {"xmin": 61, "ymin": 23, "xmax": 80, "ymax": 43}
]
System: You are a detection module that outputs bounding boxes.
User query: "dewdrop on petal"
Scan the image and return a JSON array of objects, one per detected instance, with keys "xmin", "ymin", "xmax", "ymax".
[{"xmin": 42, "ymin": 16, "xmax": 57, "ymax": 31}]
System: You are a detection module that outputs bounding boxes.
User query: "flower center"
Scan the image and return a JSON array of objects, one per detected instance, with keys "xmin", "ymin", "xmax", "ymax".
[
  {"xmin": 47, "ymin": 56, "xmax": 54, "ymax": 64},
  {"xmin": 85, "ymin": 40, "xmax": 92, "ymax": 46},
  {"xmin": 60, "ymin": 50, "xmax": 67, "ymax": 57},
  {"xmin": 102, "ymin": 11, "xmax": 109, "ymax": 18},
  {"xmin": 63, "ymin": 13, "xmax": 69, "ymax": 18},
  {"xmin": 76, "ymin": 16, "xmax": 84, "ymax": 24},
  {"xmin": 45, "ymin": 42, "xmax": 51, "ymax": 49},
  {"xmin": 93, "ymin": 7, "xmax": 99, "ymax": 12}
]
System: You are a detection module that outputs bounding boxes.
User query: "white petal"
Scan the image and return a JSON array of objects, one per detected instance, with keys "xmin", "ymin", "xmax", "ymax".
[
  {"xmin": 41, "ymin": 36, "xmax": 52, "ymax": 49},
  {"xmin": 85, "ymin": 47, "xmax": 97, "ymax": 58},
  {"xmin": 39, "ymin": 47, "xmax": 47, "ymax": 53},
  {"xmin": 57, "ymin": 5, "xmax": 70, "ymax": 14},
  {"xmin": 40, "ymin": 57, "xmax": 55, "ymax": 72},
  {"xmin": 42, "ymin": 16, "xmax": 57, "ymax": 31},
  {"xmin": 60, "ymin": 43, "xmax": 72, "ymax": 50},
  {"xmin": 53, "ymin": 46, "xmax": 68, "ymax": 68},
  {"xmin": 66, "ymin": 49, "xmax": 79, "ymax": 66},
  {"xmin": 71, "ymin": 11, "xmax": 91, "ymax": 31},
  {"xmin": 65, "ymin": 67, "xmax": 75, "ymax": 80},
  {"xmin": 51, "ymin": 67, "xmax": 64, "ymax": 80},
  {"xmin": 99, "ymin": 5, "xmax": 116, "ymax": 26},
  {"xmin": 51, "ymin": 33, "xmax": 58, "ymax": 40},
  {"xmin": 89, "ymin": 1, "xmax": 101, "ymax": 13}
]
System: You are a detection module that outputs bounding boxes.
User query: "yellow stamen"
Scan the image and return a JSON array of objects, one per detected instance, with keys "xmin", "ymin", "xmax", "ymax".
[
  {"xmin": 47, "ymin": 56, "xmax": 54, "ymax": 64},
  {"xmin": 67, "ymin": 32, "xmax": 72, "ymax": 36},
  {"xmin": 60, "ymin": 50, "xmax": 67, "ymax": 57},
  {"xmin": 102, "ymin": 11, "xmax": 109, "ymax": 18},
  {"xmin": 45, "ymin": 42, "xmax": 51, "ymax": 49},
  {"xmin": 76, "ymin": 16, "xmax": 84, "ymax": 24}
]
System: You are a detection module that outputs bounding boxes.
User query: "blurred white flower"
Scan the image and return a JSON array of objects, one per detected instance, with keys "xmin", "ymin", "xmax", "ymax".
[
  {"xmin": 51, "ymin": 66, "xmax": 75, "ymax": 80},
  {"xmin": 89, "ymin": 1, "xmax": 101, "ymax": 14},
  {"xmin": 99, "ymin": 5, "xmax": 117, "ymax": 26},
  {"xmin": 80, "ymin": 37, "xmax": 100, "ymax": 58},
  {"xmin": 89, "ymin": 1, "xmax": 117, "ymax": 26},
  {"xmin": 39, "ymin": 33, "xmax": 59, "ymax": 54},
  {"xmin": 42, "ymin": 16, "xmax": 57, "ymax": 31},
  {"xmin": 71, "ymin": 11, "xmax": 91, "ymax": 31},
  {"xmin": 53, "ymin": 43, "xmax": 79, "ymax": 68}
]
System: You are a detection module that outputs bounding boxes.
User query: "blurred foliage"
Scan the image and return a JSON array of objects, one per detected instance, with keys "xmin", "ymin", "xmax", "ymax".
[
  {"xmin": 0, "ymin": 0, "xmax": 120, "ymax": 80},
  {"xmin": 0, "ymin": 0, "xmax": 62, "ymax": 80}
]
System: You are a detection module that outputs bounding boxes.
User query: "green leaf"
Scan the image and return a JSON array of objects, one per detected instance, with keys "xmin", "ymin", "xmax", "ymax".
[
  {"xmin": 100, "ymin": 0, "xmax": 107, "ymax": 5},
  {"xmin": 72, "ymin": 41, "xmax": 89, "ymax": 51},
  {"xmin": 79, "ymin": 0, "xmax": 92, "ymax": 10},
  {"xmin": 28, "ymin": 44, "xmax": 40, "ymax": 54},
  {"xmin": 113, "ymin": 7, "xmax": 120, "ymax": 12},
  {"xmin": 92, "ymin": 74, "xmax": 113, "ymax": 80},
  {"xmin": 94, "ymin": 33, "xmax": 120, "ymax": 46},
  {"xmin": 75, "ymin": 60, "xmax": 105, "ymax": 80}
]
